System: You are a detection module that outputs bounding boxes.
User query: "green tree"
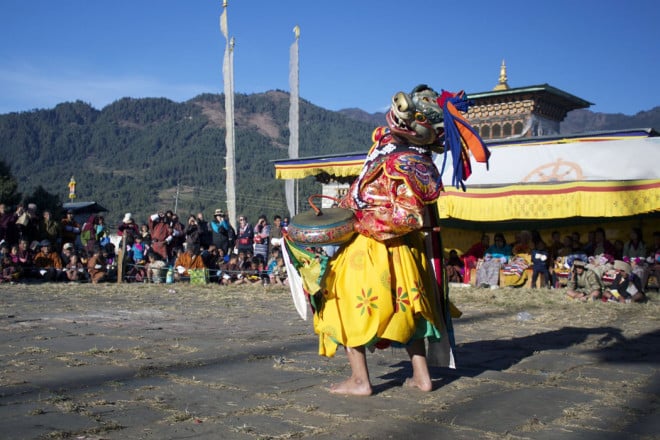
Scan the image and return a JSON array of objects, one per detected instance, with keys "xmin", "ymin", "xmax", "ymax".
[
  {"xmin": 0, "ymin": 160, "xmax": 22, "ymax": 206},
  {"xmin": 25, "ymin": 185, "xmax": 62, "ymax": 217}
]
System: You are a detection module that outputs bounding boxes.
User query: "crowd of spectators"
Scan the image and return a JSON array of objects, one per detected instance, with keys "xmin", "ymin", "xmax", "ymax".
[
  {"xmin": 0, "ymin": 202, "xmax": 293, "ymax": 287},
  {"xmin": 2, "ymin": 201, "xmax": 659, "ymax": 302},
  {"xmin": 450, "ymin": 227, "xmax": 660, "ymax": 302}
]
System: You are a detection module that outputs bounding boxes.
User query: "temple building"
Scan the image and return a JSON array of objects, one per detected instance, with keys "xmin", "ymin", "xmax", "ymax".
[{"xmin": 466, "ymin": 60, "xmax": 592, "ymax": 139}]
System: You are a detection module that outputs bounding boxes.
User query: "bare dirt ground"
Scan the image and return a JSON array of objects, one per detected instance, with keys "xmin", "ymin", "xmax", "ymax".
[{"xmin": 0, "ymin": 282, "xmax": 658, "ymax": 439}]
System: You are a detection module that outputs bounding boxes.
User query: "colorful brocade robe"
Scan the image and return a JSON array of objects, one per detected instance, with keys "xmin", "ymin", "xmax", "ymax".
[{"xmin": 313, "ymin": 142, "xmax": 455, "ymax": 364}]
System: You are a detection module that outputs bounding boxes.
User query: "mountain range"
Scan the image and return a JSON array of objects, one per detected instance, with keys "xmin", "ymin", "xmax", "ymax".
[{"xmin": 0, "ymin": 91, "xmax": 658, "ymax": 225}]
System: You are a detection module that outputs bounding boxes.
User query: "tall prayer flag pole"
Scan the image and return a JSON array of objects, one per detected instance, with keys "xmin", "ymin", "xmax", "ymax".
[
  {"xmin": 220, "ymin": 0, "xmax": 237, "ymax": 228},
  {"xmin": 286, "ymin": 25, "xmax": 300, "ymax": 216}
]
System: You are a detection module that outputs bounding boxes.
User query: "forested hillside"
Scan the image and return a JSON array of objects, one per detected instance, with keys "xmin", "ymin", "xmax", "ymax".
[{"xmin": 0, "ymin": 91, "xmax": 377, "ymax": 224}]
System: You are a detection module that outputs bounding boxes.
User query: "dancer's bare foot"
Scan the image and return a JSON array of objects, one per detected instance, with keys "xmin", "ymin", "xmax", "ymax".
[
  {"xmin": 404, "ymin": 376, "xmax": 432, "ymax": 392},
  {"xmin": 328, "ymin": 377, "xmax": 372, "ymax": 396}
]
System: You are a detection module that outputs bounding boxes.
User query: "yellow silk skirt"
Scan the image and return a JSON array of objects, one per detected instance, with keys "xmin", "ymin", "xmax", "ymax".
[{"xmin": 314, "ymin": 231, "xmax": 443, "ymax": 357}]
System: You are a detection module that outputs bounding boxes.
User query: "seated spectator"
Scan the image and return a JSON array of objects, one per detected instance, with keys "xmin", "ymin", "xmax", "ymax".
[
  {"xmin": 172, "ymin": 245, "xmax": 206, "ymax": 281},
  {"xmin": 33, "ymin": 240, "xmax": 63, "ymax": 282},
  {"xmin": 4, "ymin": 244, "xmax": 24, "ymax": 280},
  {"xmin": 445, "ymin": 249, "xmax": 464, "ymax": 283},
  {"xmin": 87, "ymin": 246, "xmax": 107, "ymax": 284},
  {"xmin": 16, "ymin": 238, "xmax": 34, "ymax": 276},
  {"xmin": 463, "ymin": 233, "xmax": 490, "ymax": 262},
  {"xmin": 269, "ymin": 256, "xmax": 288, "ymax": 286},
  {"xmin": 565, "ymin": 260, "xmax": 603, "ymax": 301},
  {"xmin": 645, "ymin": 231, "xmax": 660, "ymax": 290},
  {"xmin": 512, "ymin": 230, "xmax": 533, "ymax": 255},
  {"xmin": 602, "ymin": 260, "xmax": 646, "ymax": 303},
  {"xmin": 64, "ymin": 254, "xmax": 86, "ymax": 283},
  {"xmin": 145, "ymin": 252, "xmax": 166, "ymax": 283},
  {"xmin": 61, "ymin": 242, "xmax": 75, "ymax": 266},
  {"xmin": 571, "ymin": 231, "xmax": 585, "ymax": 254},
  {"xmin": 475, "ymin": 233, "xmax": 512, "ymax": 288},
  {"xmin": 591, "ymin": 227, "xmax": 616, "ymax": 257},
  {"xmin": 202, "ymin": 245, "xmax": 221, "ymax": 282},
  {"xmin": 613, "ymin": 239, "xmax": 624, "ymax": 260},
  {"xmin": 623, "ymin": 227, "xmax": 646, "ymax": 259},
  {"xmin": 547, "ymin": 230, "xmax": 562, "ymax": 260},
  {"xmin": 557, "ymin": 235, "xmax": 574, "ymax": 257},
  {"xmin": 0, "ymin": 249, "xmax": 19, "ymax": 283},
  {"xmin": 220, "ymin": 253, "xmax": 241, "ymax": 285}
]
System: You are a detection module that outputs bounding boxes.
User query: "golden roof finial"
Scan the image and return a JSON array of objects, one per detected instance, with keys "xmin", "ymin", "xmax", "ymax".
[{"xmin": 493, "ymin": 59, "xmax": 509, "ymax": 91}]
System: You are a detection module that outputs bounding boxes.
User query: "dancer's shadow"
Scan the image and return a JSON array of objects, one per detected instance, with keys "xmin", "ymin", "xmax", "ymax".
[{"xmin": 378, "ymin": 325, "xmax": 658, "ymax": 392}]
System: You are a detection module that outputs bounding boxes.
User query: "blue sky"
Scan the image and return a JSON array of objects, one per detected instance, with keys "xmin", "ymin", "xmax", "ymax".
[{"xmin": 1, "ymin": 0, "xmax": 658, "ymax": 116}]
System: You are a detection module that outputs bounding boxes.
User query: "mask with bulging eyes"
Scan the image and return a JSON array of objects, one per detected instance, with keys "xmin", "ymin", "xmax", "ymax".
[{"xmin": 385, "ymin": 84, "xmax": 445, "ymax": 151}]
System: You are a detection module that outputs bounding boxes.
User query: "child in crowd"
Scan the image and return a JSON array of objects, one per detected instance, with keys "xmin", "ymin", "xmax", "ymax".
[
  {"xmin": 64, "ymin": 254, "xmax": 86, "ymax": 282},
  {"xmin": 269, "ymin": 257, "xmax": 288, "ymax": 286},
  {"xmin": 131, "ymin": 235, "xmax": 146, "ymax": 264},
  {"xmin": 145, "ymin": 252, "xmax": 166, "ymax": 283},
  {"xmin": 220, "ymin": 254, "xmax": 241, "ymax": 285},
  {"xmin": 531, "ymin": 240, "xmax": 551, "ymax": 288},
  {"xmin": 87, "ymin": 247, "xmax": 107, "ymax": 284},
  {"xmin": 243, "ymin": 258, "xmax": 261, "ymax": 284},
  {"xmin": 0, "ymin": 252, "xmax": 19, "ymax": 283}
]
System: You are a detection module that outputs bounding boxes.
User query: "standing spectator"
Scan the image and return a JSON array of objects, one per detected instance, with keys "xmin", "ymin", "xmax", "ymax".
[
  {"xmin": 95, "ymin": 216, "xmax": 109, "ymax": 247},
  {"xmin": 139, "ymin": 223, "xmax": 152, "ymax": 247},
  {"xmin": 253, "ymin": 214, "xmax": 270, "ymax": 261},
  {"xmin": 38, "ymin": 209, "xmax": 60, "ymax": 245},
  {"xmin": 168, "ymin": 213, "xmax": 185, "ymax": 254},
  {"xmin": 236, "ymin": 215, "xmax": 254, "ymax": 255},
  {"xmin": 210, "ymin": 209, "xmax": 235, "ymax": 255},
  {"xmin": 87, "ymin": 246, "xmax": 108, "ymax": 284},
  {"xmin": 0, "ymin": 203, "xmax": 15, "ymax": 244},
  {"xmin": 81, "ymin": 214, "xmax": 99, "ymax": 252},
  {"xmin": 269, "ymin": 215, "xmax": 283, "ymax": 248},
  {"xmin": 60, "ymin": 210, "xmax": 81, "ymax": 250},
  {"xmin": 184, "ymin": 214, "xmax": 201, "ymax": 251},
  {"xmin": 148, "ymin": 211, "xmax": 171, "ymax": 262},
  {"xmin": 196, "ymin": 212, "xmax": 212, "ymax": 250},
  {"xmin": 530, "ymin": 240, "xmax": 551, "ymax": 288},
  {"xmin": 131, "ymin": 235, "xmax": 146, "ymax": 264},
  {"xmin": 117, "ymin": 213, "xmax": 139, "ymax": 248}
]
